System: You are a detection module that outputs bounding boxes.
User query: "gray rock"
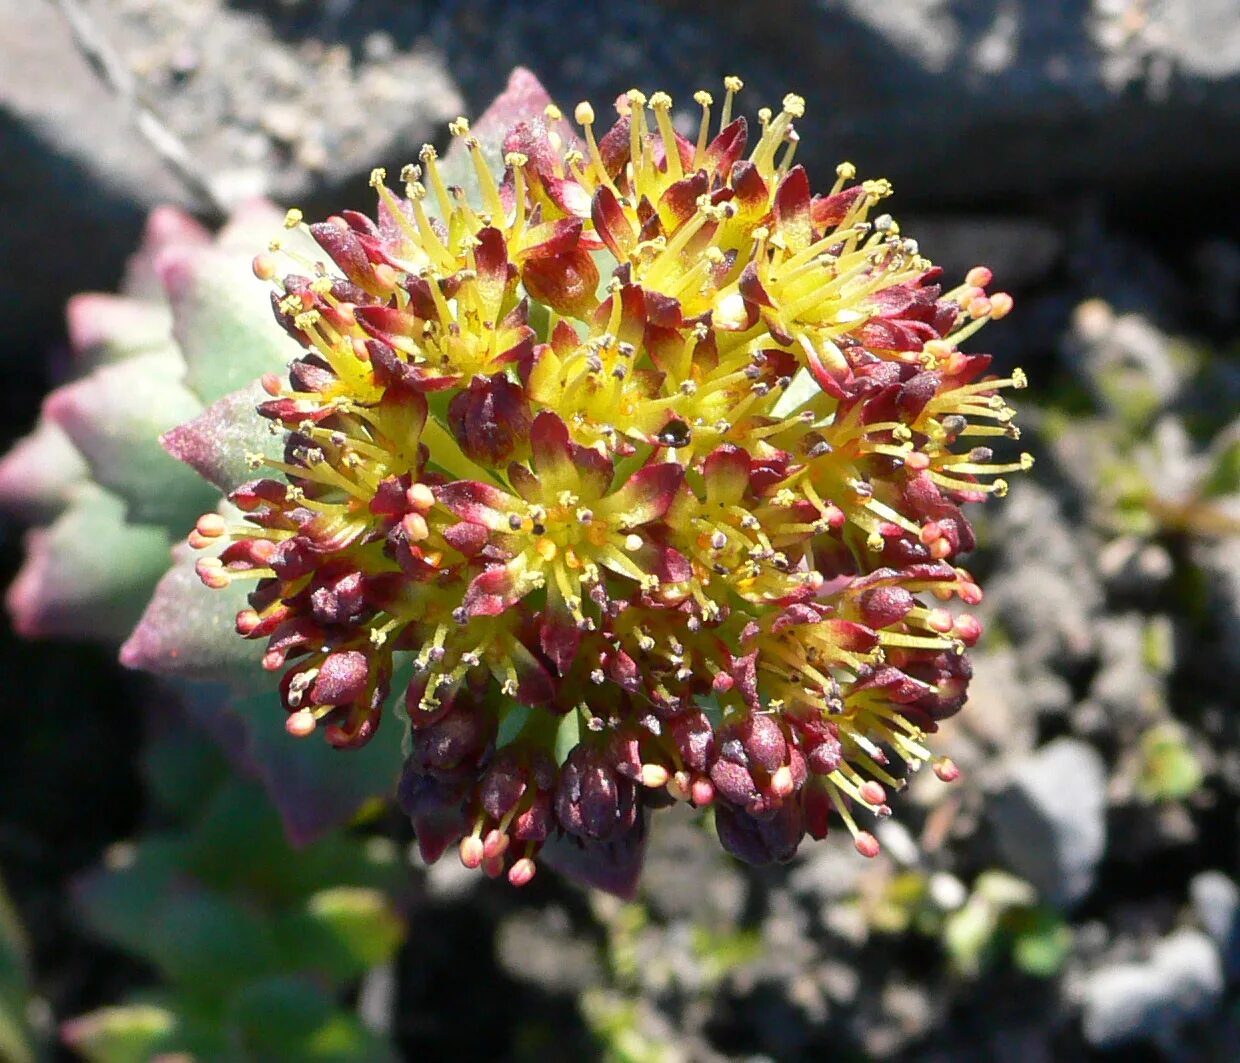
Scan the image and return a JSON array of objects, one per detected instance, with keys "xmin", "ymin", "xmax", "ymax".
[
  {"xmin": 1080, "ymin": 928, "xmax": 1224, "ymax": 1047},
  {"xmin": 989, "ymin": 738, "xmax": 1107, "ymax": 907},
  {"xmin": 1191, "ymin": 870, "xmax": 1240, "ymax": 978},
  {"xmin": 431, "ymin": 0, "xmax": 1240, "ymax": 207},
  {"xmin": 496, "ymin": 905, "xmax": 601, "ymax": 992}
]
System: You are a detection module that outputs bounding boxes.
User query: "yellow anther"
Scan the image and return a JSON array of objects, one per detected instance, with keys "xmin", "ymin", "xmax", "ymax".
[
  {"xmin": 283, "ymin": 207, "xmax": 303, "ymax": 229},
  {"xmin": 448, "ymin": 117, "xmax": 470, "ymax": 137},
  {"xmin": 836, "ymin": 161, "xmax": 857, "ymax": 180},
  {"xmin": 626, "ymin": 88, "xmax": 647, "ymax": 108},
  {"xmin": 419, "ymin": 143, "xmax": 438, "ymax": 161},
  {"xmin": 648, "ymin": 91, "xmax": 673, "ymax": 111},
  {"xmin": 368, "ymin": 167, "xmax": 387, "ymax": 188},
  {"xmin": 574, "ymin": 101, "xmax": 595, "ymax": 125},
  {"xmin": 504, "ymin": 151, "xmax": 529, "ymax": 168},
  {"xmin": 782, "ymin": 93, "xmax": 806, "ymax": 118},
  {"xmin": 1011, "ymin": 367, "xmax": 1028, "ymax": 389},
  {"xmin": 724, "ymin": 75, "xmax": 744, "ymax": 92},
  {"xmin": 694, "ymin": 90, "xmax": 713, "ymax": 107},
  {"xmin": 757, "ymin": 106, "xmax": 772, "ymax": 125},
  {"xmin": 544, "ymin": 103, "xmax": 563, "ymax": 121}
]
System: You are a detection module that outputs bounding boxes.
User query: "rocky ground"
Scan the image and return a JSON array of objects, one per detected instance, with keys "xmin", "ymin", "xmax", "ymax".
[{"xmin": 2, "ymin": 1, "xmax": 1239, "ymax": 1060}]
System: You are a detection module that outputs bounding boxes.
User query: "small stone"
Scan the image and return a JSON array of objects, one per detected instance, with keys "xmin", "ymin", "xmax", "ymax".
[
  {"xmin": 1080, "ymin": 928, "xmax": 1224, "ymax": 1046},
  {"xmin": 1191, "ymin": 870, "xmax": 1240, "ymax": 977},
  {"xmin": 989, "ymin": 738, "xmax": 1107, "ymax": 907}
]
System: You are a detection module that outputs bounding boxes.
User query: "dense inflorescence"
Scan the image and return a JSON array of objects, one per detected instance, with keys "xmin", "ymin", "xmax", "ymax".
[{"xmin": 192, "ymin": 79, "xmax": 1030, "ymax": 891}]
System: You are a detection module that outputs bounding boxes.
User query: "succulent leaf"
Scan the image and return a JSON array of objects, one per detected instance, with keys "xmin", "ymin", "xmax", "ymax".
[
  {"xmin": 7, "ymin": 484, "xmax": 171, "ymax": 641},
  {"xmin": 44, "ymin": 352, "xmax": 215, "ymax": 529}
]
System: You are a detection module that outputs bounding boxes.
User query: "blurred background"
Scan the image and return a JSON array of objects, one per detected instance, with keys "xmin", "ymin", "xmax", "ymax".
[{"xmin": 1, "ymin": 0, "xmax": 1239, "ymax": 1059}]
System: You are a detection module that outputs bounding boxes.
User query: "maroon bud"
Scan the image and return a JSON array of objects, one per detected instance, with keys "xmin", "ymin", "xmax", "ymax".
[
  {"xmin": 709, "ymin": 757, "xmax": 760, "ymax": 808},
  {"xmin": 807, "ymin": 733, "xmax": 843, "ymax": 775},
  {"xmin": 397, "ymin": 764, "xmax": 471, "ymax": 864},
  {"xmin": 802, "ymin": 780, "xmax": 832, "ymax": 840},
  {"xmin": 858, "ymin": 585, "xmax": 915, "ymax": 629},
  {"xmin": 309, "ymin": 568, "xmax": 368, "ymax": 626},
  {"xmin": 480, "ymin": 750, "xmax": 529, "ymax": 819},
  {"xmin": 513, "ymin": 790, "xmax": 553, "ymax": 842},
  {"xmin": 411, "ymin": 707, "xmax": 491, "ymax": 774},
  {"xmin": 556, "ymin": 746, "xmax": 637, "ymax": 842},
  {"xmin": 740, "ymin": 713, "xmax": 787, "ymax": 773},
  {"xmin": 715, "ymin": 801, "xmax": 805, "ymax": 865},
  {"xmin": 447, "ymin": 373, "xmax": 532, "ymax": 466},
  {"xmin": 310, "ymin": 650, "xmax": 369, "ymax": 706},
  {"xmin": 668, "ymin": 710, "xmax": 715, "ymax": 772}
]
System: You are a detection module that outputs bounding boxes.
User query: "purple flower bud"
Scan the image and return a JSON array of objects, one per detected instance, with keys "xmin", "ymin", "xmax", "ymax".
[
  {"xmin": 448, "ymin": 373, "xmax": 532, "ymax": 466},
  {"xmin": 556, "ymin": 745, "xmax": 637, "ymax": 842},
  {"xmin": 715, "ymin": 801, "xmax": 805, "ymax": 865}
]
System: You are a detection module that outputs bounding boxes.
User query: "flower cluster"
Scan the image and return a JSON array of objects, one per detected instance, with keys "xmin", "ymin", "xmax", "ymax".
[{"xmin": 192, "ymin": 77, "xmax": 1029, "ymax": 891}]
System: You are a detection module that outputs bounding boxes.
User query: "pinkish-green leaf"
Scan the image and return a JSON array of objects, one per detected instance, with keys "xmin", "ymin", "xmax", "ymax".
[
  {"xmin": 7, "ymin": 484, "xmax": 171, "ymax": 642},
  {"xmin": 65, "ymin": 293, "xmax": 174, "ymax": 370},
  {"xmin": 120, "ymin": 204, "xmax": 211, "ymax": 302},
  {"xmin": 0, "ymin": 417, "xmax": 88, "ymax": 522},
  {"xmin": 44, "ymin": 351, "xmax": 216, "ymax": 529},
  {"xmin": 119, "ymin": 541, "xmax": 259, "ymax": 685},
  {"xmin": 157, "ymin": 243, "xmax": 302, "ymax": 405},
  {"xmin": 160, "ymin": 381, "xmax": 283, "ymax": 494}
]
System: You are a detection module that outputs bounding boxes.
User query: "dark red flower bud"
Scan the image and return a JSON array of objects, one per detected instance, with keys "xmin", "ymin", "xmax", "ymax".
[
  {"xmin": 556, "ymin": 746, "xmax": 637, "ymax": 842},
  {"xmin": 447, "ymin": 373, "xmax": 532, "ymax": 466},
  {"xmin": 715, "ymin": 801, "xmax": 805, "ymax": 864},
  {"xmin": 310, "ymin": 650, "xmax": 369, "ymax": 706},
  {"xmin": 858, "ymin": 585, "xmax": 915, "ymax": 629}
]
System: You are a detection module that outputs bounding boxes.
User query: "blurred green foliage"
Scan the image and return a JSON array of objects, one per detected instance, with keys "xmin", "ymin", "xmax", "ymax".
[{"xmin": 62, "ymin": 723, "xmax": 407, "ymax": 1063}]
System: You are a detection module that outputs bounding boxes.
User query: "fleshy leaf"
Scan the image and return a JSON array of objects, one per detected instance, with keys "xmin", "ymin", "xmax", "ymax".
[
  {"xmin": 540, "ymin": 808, "xmax": 649, "ymax": 899},
  {"xmin": 7, "ymin": 484, "xmax": 172, "ymax": 642},
  {"xmin": 158, "ymin": 243, "xmax": 302, "ymax": 405},
  {"xmin": 275, "ymin": 887, "xmax": 405, "ymax": 984},
  {"xmin": 0, "ymin": 416, "xmax": 88, "ymax": 522},
  {"xmin": 120, "ymin": 204, "xmax": 212, "ymax": 302},
  {"xmin": 436, "ymin": 67, "xmax": 556, "ymax": 205},
  {"xmin": 44, "ymin": 352, "xmax": 216, "ymax": 529},
  {"xmin": 65, "ymin": 293, "xmax": 174, "ymax": 370},
  {"xmin": 160, "ymin": 381, "xmax": 284, "ymax": 494},
  {"xmin": 226, "ymin": 977, "xmax": 396, "ymax": 1063},
  {"xmin": 0, "ymin": 876, "xmax": 34, "ymax": 1063},
  {"xmin": 61, "ymin": 1005, "xmax": 180, "ymax": 1063},
  {"xmin": 119, "ymin": 541, "xmax": 260, "ymax": 685},
  {"xmin": 178, "ymin": 682, "xmax": 405, "ymax": 847}
]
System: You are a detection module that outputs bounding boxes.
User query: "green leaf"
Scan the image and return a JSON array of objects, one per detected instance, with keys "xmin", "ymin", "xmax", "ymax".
[
  {"xmin": 1202, "ymin": 436, "xmax": 1240, "ymax": 498},
  {"xmin": 275, "ymin": 887, "xmax": 405, "ymax": 985},
  {"xmin": 119, "ymin": 541, "xmax": 260, "ymax": 685},
  {"xmin": 1010, "ymin": 909, "xmax": 1073, "ymax": 978},
  {"xmin": 227, "ymin": 977, "xmax": 395, "ymax": 1063},
  {"xmin": 74, "ymin": 839, "xmax": 185, "ymax": 959},
  {"xmin": 44, "ymin": 351, "xmax": 216, "ymax": 530},
  {"xmin": 219, "ymin": 687, "xmax": 404, "ymax": 847},
  {"xmin": 554, "ymin": 705, "xmax": 583, "ymax": 766},
  {"xmin": 61, "ymin": 1004, "xmax": 179, "ymax": 1063},
  {"xmin": 161, "ymin": 380, "xmax": 286, "ymax": 494},
  {"xmin": 162, "ymin": 243, "xmax": 304, "ymax": 406},
  {"xmin": 7, "ymin": 483, "xmax": 172, "ymax": 643},
  {"xmin": 0, "ymin": 877, "xmax": 34, "ymax": 1063},
  {"xmin": 1137, "ymin": 723, "xmax": 1204, "ymax": 803},
  {"xmin": 495, "ymin": 702, "xmax": 533, "ymax": 749}
]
